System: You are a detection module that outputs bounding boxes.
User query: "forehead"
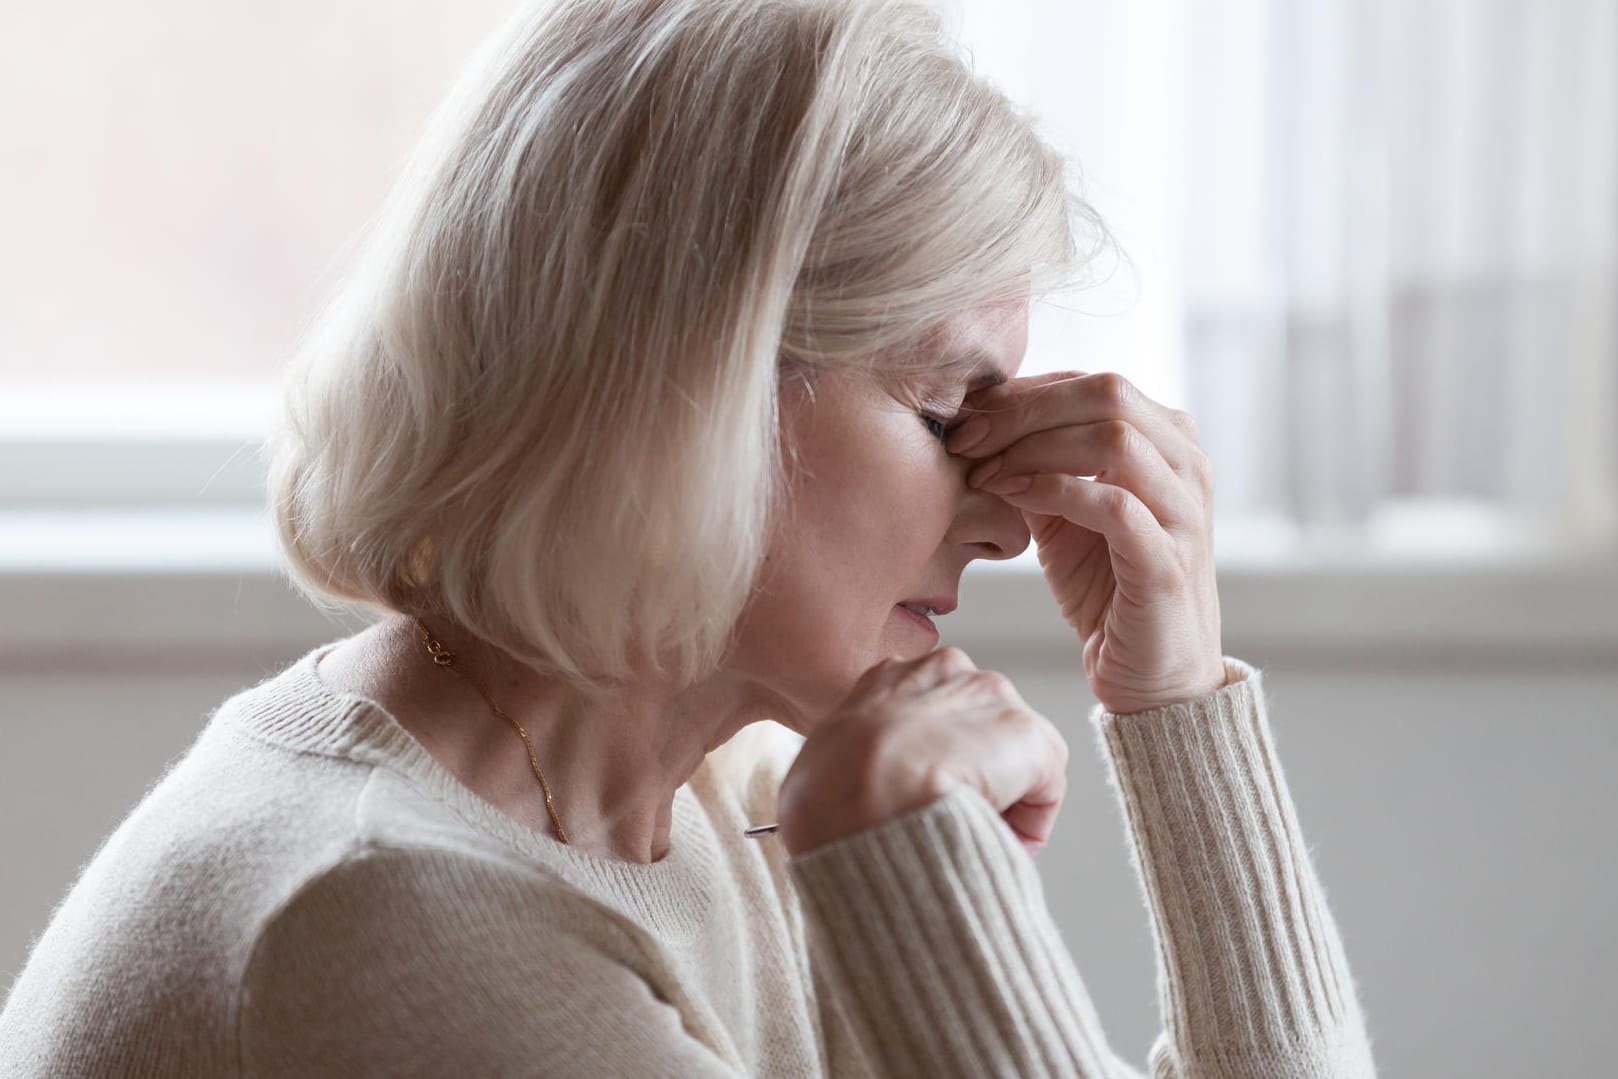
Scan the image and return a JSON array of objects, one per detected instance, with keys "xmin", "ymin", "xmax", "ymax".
[{"xmin": 912, "ymin": 301, "xmax": 1028, "ymax": 388}]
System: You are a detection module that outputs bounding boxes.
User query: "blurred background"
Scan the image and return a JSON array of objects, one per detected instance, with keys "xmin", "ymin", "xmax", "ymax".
[{"xmin": 2, "ymin": 1, "xmax": 1614, "ymax": 1075}]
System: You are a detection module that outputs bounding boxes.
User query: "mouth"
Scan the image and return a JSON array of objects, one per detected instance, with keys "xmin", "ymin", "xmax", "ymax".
[
  {"xmin": 894, "ymin": 592, "xmax": 956, "ymax": 637},
  {"xmin": 897, "ymin": 595, "xmax": 958, "ymax": 617},
  {"xmin": 899, "ymin": 595, "xmax": 957, "ymax": 621},
  {"xmin": 893, "ymin": 603, "xmax": 940, "ymax": 635}
]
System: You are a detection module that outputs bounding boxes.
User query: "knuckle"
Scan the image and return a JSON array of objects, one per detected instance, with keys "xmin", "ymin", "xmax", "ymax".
[
  {"xmin": 1048, "ymin": 726, "xmax": 1071, "ymax": 766},
  {"xmin": 1170, "ymin": 408, "xmax": 1201, "ymax": 441},
  {"xmin": 1008, "ymin": 702, "xmax": 1043, "ymax": 730},
  {"xmin": 971, "ymin": 668, "xmax": 1016, "ymax": 696},
  {"xmin": 1099, "ymin": 481, "xmax": 1138, "ymax": 522},
  {"xmin": 979, "ymin": 673, "xmax": 1029, "ymax": 709},
  {"xmin": 1100, "ymin": 419, "xmax": 1137, "ymax": 456},
  {"xmin": 1093, "ymin": 371, "xmax": 1134, "ymax": 409},
  {"xmin": 1193, "ymin": 451, "xmax": 1215, "ymax": 492}
]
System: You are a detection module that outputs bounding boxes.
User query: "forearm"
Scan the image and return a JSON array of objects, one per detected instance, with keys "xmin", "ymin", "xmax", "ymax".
[
  {"xmin": 1093, "ymin": 657, "xmax": 1378, "ymax": 1077},
  {"xmin": 784, "ymin": 658, "xmax": 1378, "ymax": 1079},
  {"xmin": 787, "ymin": 783, "xmax": 1136, "ymax": 1078}
]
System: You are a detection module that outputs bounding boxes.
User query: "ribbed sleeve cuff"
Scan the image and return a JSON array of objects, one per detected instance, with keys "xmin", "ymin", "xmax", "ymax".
[
  {"xmin": 1091, "ymin": 656, "xmax": 1378, "ymax": 1077},
  {"xmin": 785, "ymin": 783, "xmax": 1121, "ymax": 1079}
]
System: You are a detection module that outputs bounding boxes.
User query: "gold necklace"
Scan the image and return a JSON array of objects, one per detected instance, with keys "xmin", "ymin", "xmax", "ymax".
[{"xmin": 415, "ymin": 618, "xmax": 570, "ymax": 845}]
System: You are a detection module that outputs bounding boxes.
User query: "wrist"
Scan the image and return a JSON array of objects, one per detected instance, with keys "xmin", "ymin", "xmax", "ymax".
[
  {"xmin": 779, "ymin": 762, "xmax": 956, "ymax": 857},
  {"xmin": 1101, "ymin": 658, "xmax": 1231, "ymax": 715}
]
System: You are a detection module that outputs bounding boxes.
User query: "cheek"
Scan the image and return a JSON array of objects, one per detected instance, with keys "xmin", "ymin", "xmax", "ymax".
[
  {"xmin": 883, "ymin": 444, "xmax": 959, "ymax": 529},
  {"xmin": 824, "ymin": 459, "xmax": 957, "ymax": 630},
  {"xmin": 758, "ymin": 451, "xmax": 946, "ymax": 612},
  {"xmin": 732, "ymin": 445, "xmax": 959, "ymax": 709},
  {"xmin": 826, "ymin": 442, "xmax": 950, "ymax": 556},
  {"xmin": 759, "ymin": 396, "xmax": 959, "ymax": 597}
]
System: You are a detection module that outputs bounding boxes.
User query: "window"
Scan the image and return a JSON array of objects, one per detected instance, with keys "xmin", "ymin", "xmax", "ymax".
[
  {"xmin": 1, "ymin": 0, "xmax": 519, "ymax": 522},
  {"xmin": 7, "ymin": 0, "xmax": 1614, "ymax": 571}
]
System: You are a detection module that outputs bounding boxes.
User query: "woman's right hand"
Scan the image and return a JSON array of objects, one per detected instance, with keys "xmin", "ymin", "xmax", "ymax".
[{"xmin": 776, "ymin": 647, "xmax": 1069, "ymax": 858}]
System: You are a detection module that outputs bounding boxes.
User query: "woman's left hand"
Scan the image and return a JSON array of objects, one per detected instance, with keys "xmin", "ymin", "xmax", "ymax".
[{"xmin": 945, "ymin": 370, "xmax": 1226, "ymax": 715}]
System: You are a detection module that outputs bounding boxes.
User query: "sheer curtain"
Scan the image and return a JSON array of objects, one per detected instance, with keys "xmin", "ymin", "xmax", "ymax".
[{"xmin": 945, "ymin": 0, "xmax": 1618, "ymax": 563}]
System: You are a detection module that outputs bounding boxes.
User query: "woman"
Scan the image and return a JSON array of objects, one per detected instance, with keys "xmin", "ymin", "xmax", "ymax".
[{"xmin": 0, "ymin": 0, "xmax": 1378, "ymax": 1075}]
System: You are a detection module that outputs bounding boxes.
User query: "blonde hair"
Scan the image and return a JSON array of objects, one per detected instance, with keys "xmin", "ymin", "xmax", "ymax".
[{"xmin": 266, "ymin": 0, "xmax": 1108, "ymax": 704}]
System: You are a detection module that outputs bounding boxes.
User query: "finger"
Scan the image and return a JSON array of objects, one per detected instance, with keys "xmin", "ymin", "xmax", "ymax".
[
  {"xmin": 948, "ymin": 371, "xmax": 1204, "ymax": 477},
  {"xmin": 895, "ymin": 645, "xmax": 977, "ymax": 689},
  {"xmin": 849, "ymin": 655, "xmax": 903, "ymax": 696},
  {"xmin": 983, "ymin": 473, "xmax": 1182, "ymax": 585},
  {"xmin": 992, "ymin": 720, "xmax": 1069, "ymax": 853},
  {"xmin": 945, "ymin": 370, "xmax": 1085, "ymax": 446},
  {"xmin": 859, "ymin": 648, "xmax": 979, "ymax": 718},
  {"xmin": 927, "ymin": 645, "xmax": 979, "ymax": 676},
  {"xmin": 1002, "ymin": 794, "xmax": 1063, "ymax": 856},
  {"xmin": 956, "ymin": 369, "xmax": 1085, "ymax": 405},
  {"xmin": 967, "ymin": 420, "xmax": 1203, "ymax": 534},
  {"xmin": 912, "ymin": 666, "xmax": 1029, "ymax": 722}
]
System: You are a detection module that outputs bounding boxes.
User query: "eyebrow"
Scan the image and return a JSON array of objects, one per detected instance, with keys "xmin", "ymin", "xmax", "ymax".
[
  {"xmin": 958, "ymin": 349, "xmax": 1010, "ymax": 392},
  {"xmin": 910, "ymin": 344, "xmax": 1010, "ymax": 394}
]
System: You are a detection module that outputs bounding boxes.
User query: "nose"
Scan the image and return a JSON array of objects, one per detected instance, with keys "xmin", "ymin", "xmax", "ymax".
[{"xmin": 949, "ymin": 477, "xmax": 1033, "ymax": 561}]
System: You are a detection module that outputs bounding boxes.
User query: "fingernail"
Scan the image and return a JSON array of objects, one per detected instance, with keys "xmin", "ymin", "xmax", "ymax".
[
  {"xmin": 948, "ymin": 416, "xmax": 989, "ymax": 454},
  {"xmin": 968, "ymin": 455, "xmax": 1003, "ymax": 486},
  {"xmin": 981, "ymin": 474, "xmax": 1033, "ymax": 496}
]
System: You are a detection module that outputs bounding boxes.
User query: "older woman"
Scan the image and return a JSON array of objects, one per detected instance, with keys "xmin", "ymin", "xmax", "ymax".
[{"xmin": 0, "ymin": 0, "xmax": 1378, "ymax": 1075}]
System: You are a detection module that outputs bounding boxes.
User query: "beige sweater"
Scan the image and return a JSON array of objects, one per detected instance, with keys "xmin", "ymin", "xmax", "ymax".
[{"xmin": 0, "ymin": 639, "xmax": 1378, "ymax": 1077}]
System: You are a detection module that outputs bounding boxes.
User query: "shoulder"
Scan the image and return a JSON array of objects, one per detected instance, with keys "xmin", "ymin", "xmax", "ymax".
[
  {"xmin": 240, "ymin": 838, "xmax": 702, "ymax": 995},
  {"xmin": 235, "ymin": 843, "xmax": 689, "ymax": 1075},
  {"xmin": 245, "ymin": 841, "xmax": 645, "ymax": 970},
  {"xmin": 245, "ymin": 841, "xmax": 608, "ymax": 938}
]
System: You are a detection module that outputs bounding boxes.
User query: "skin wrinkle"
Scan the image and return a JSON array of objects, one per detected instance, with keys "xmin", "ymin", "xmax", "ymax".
[{"xmin": 314, "ymin": 300, "xmax": 1032, "ymax": 866}]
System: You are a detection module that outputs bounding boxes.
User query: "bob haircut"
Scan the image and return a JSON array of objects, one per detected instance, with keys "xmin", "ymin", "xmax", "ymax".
[{"xmin": 266, "ymin": 0, "xmax": 1108, "ymax": 705}]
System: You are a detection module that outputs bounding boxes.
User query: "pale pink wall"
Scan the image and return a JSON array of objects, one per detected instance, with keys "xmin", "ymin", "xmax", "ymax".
[{"xmin": 0, "ymin": 1, "xmax": 517, "ymax": 385}]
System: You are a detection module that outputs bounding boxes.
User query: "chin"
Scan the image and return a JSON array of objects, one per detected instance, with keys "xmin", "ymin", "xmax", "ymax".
[{"xmin": 755, "ymin": 624, "xmax": 922, "ymax": 732}]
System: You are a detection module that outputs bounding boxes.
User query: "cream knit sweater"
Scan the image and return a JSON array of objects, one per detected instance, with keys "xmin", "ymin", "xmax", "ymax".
[{"xmin": 0, "ymin": 640, "xmax": 1378, "ymax": 1077}]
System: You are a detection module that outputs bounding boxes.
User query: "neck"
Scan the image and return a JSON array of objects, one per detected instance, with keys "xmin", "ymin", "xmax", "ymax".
[{"xmin": 366, "ymin": 614, "xmax": 770, "ymax": 864}]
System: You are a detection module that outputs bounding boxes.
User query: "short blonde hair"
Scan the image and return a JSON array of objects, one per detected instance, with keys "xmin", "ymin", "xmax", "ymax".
[{"xmin": 266, "ymin": 0, "xmax": 1107, "ymax": 701}]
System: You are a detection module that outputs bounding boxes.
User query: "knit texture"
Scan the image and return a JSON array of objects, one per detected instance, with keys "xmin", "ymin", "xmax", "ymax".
[{"xmin": 0, "ymin": 640, "xmax": 1378, "ymax": 1077}]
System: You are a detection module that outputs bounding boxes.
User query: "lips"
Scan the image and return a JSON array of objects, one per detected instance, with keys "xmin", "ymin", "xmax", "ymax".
[
  {"xmin": 893, "ymin": 603, "xmax": 941, "ymax": 635},
  {"xmin": 897, "ymin": 595, "xmax": 958, "ymax": 616}
]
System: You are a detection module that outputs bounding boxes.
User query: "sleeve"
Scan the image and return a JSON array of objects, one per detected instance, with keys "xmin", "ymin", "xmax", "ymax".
[
  {"xmin": 784, "ymin": 656, "xmax": 1379, "ymax": 1079},
  {"xmin": 234, "ymin": 848, "xmax": 746, "ymax": 1079}
]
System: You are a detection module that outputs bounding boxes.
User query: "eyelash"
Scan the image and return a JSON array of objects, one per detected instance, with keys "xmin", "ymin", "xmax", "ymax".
[{"xmin": 920, "ymin": 412, "xmax": 952, "ymax": 443}]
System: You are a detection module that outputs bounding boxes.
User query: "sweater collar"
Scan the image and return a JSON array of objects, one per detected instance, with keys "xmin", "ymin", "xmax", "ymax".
[{"xmin": 213, "ymin": 637, "xmax": 728, "ymax": 929}]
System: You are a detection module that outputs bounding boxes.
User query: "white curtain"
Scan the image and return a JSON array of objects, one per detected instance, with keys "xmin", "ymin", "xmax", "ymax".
[{"xmin": 945, "ymin": 0, "xmax": 1618, "ymax": 561}]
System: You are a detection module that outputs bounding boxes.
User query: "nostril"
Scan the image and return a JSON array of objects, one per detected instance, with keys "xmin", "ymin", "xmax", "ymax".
[
  {"xmin": 995, "ymin": 513, "xmax": 1034, "ymax": 561},
  {"xmin": 976, "ymin": 527, "xmax": 1031, "ymax": 561},
  {"xmin": 995, "ymin": 533, "xmax": 1032, "ymax": 561},
  {"xmin": 954, "ymin": 472, "xmax": 1033, "ymax": 559}
]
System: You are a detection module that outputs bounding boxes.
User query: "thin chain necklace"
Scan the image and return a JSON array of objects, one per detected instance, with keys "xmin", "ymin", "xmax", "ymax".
[
  {"xmin": 413, "ymin": 617, "xmax": 785, "ymax": 846},
  {"xmin": 414, "ymin": 618, "xmax": 570, "ymax": 845}
]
